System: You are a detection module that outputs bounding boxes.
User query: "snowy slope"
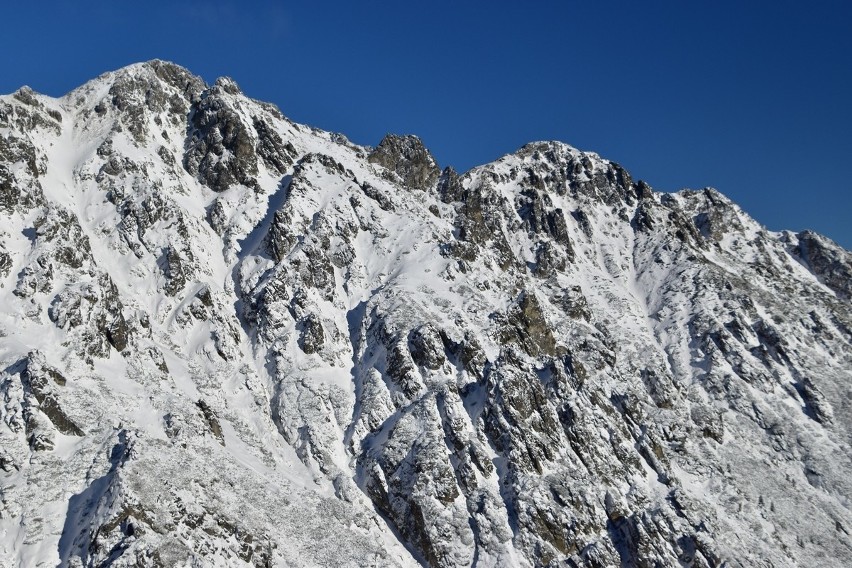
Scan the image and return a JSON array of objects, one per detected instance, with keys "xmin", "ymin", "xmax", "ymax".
[{"xmin": 0, "ymin": 61, "xmax": 850, "ymax": 567}]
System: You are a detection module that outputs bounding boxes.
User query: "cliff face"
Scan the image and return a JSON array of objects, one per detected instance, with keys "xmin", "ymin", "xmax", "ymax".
[{"xmin": 1, "ymin": 61, "xmax": 851, "ymax": 567}]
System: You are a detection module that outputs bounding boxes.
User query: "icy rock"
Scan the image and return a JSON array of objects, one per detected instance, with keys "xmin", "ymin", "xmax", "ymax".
[
  {"xmin": 48, "ymin": 273, "xmax": 128, "ymax": 357},
  {"xmin": 409, "ymin": 324, "xmax": 446, "ymax": 370},
  {"xmin": 0, "ymin": 61, "xmax": 851, "ymax": 568},
  {"xmin": 196, "ymin": 399, "xmax": 225, "ymax": 445},
  {"xmin": 184, "ymin": 86, "xmax": 259, "ymax": 192},
  {"xmin": 437, "ymin": 166, "xmax": 463, "ymax": 203},
  {"xmin": 794, "ymin": 230, "xmax": 852, "ymax": 299},
  {"xmin": 0, "ymin": 246, "xmax": 11, "ymax": 278},
  {"xmin": 0, "ymin": 136, "xmax": 44, "ymax": 213},
  {"xmin": 298, "ymin": 312, "xmax": 325, "ymax": 355}
]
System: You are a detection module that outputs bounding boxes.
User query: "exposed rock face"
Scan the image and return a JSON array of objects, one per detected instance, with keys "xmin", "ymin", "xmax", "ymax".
[
  {"xmin": 1, "ymin": 61, "xmax": 851, "ymax": 568},
  {"xmin": 0, "ymin": 121, "xmax": 47, "ymax": 213},
  {"xmin": 184, "ymin": 79, "xmax": 260, "ymax": 192},
  {"xmin": 791, "ymin": 230, "xmax": 852, "ymax": 299},
  {"xmin": 369, "ymin": 134, "xmax": 441, "ymax": 190}
]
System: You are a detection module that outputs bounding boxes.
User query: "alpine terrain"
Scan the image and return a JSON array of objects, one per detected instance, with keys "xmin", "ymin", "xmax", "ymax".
[{"xmin": 1, "ymin": 61, "xmax": 851, "ymax": 567}]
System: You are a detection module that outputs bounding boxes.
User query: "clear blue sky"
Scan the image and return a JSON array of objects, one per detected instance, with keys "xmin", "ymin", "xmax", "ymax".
[{"xmin": 3, "ymin": 1, "xmax": 850, "ymax": 248}]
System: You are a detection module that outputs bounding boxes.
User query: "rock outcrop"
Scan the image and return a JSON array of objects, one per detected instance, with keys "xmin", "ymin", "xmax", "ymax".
[{"xmin": 0, "ymin": 61, "xmax": 850, "ymax": 567}]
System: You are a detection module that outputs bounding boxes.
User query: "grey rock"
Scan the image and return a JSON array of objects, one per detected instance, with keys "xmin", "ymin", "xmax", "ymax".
[
  {"xmin": 298, "ymin": 313, "xmax": 325, "ymax": 355},
  {"xmin": 494, "ymin": 290, "xmax": 558, "ymax": 357},
  {"xmin": 794, "ymin": 230, "xmax": 852, "ymax": 298},
  {"xmin": 409, "ymin": 324, "xmax": 446, "ymax": 370},
  {"xmin": 2, "ymin": 62, "xmax": 851, "ymax": 568},
  {"xmin": 184, "ymin": 87, "xmax": 259, "ymax": 192},
  {"xmin": 368, "ymin": 134, "xmax": 441, "ymax": 191},
  {"xmin": 163, "ymin": 246, "xmax": 189, "ymax": 297},
  {"xmin": 197, "ymin": 399, "xmax": 225, "ymax": 445},
  {"xmin": 437, "ymin": 166, "xmax": 463, "ymax": 203},
  {"xmin": 21, "ymin": 351, "xmax": 84, "ymax": 437},
  {"xmin": 0, "ymin": 247, "xmax": 11, "ymax": 278}
]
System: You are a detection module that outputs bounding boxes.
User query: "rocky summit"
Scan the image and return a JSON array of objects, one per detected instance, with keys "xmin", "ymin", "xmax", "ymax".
[{"xmin": 0, "ymin": 61, "xmax": 850, "ymax": 567}]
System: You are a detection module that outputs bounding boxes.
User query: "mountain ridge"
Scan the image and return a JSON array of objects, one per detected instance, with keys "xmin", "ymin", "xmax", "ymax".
[{"xmin": 0, "ymin": 60, "xmax": 850, "ymax": 567}]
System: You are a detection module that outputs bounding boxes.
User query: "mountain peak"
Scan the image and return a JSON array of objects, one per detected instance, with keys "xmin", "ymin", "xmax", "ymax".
[
  {"xmin": 1, "ymin": 63, "xmax": 850, "ymax": 567},
  {"xmin": 59, "ymin": 59, "xmax": 207, "ymax": 110},
  {"xmin": 212, "ymin": 75, "xmax": 242, "ymax": 95},
  {"xmin": 368, "ymin": 133, "xmax": 441, "ymax": 190}
]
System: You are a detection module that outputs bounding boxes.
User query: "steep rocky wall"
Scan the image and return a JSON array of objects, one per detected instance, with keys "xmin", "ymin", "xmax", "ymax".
[{"xmin": 0, "ymin": 61, "xmax": 850, "ymax": 567}]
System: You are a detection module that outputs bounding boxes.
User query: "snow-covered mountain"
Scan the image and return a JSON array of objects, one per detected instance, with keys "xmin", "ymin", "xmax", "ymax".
[{"xmin": 1, "ymin": 61, "xmax": 850, "ymax": 567}]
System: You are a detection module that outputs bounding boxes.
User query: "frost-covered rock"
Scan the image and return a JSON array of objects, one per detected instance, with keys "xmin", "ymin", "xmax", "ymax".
[{"xmin": 0, "ymin": 61, "xmax": 850, "ymax": 568}]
